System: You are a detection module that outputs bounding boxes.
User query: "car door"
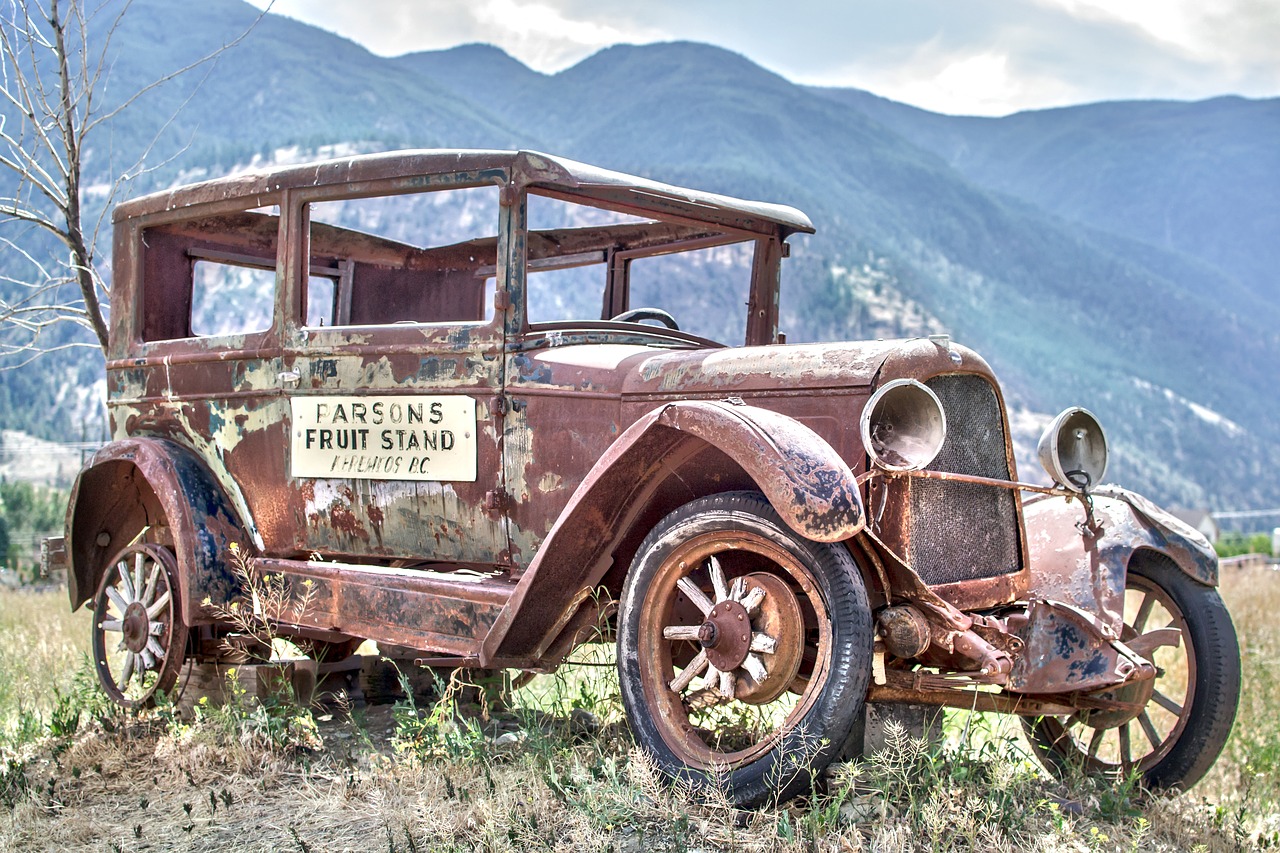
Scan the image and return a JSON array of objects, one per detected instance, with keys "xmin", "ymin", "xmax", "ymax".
[{"xmin": 276, "ymin": 180, "xmax": 510, "ymax": 566}]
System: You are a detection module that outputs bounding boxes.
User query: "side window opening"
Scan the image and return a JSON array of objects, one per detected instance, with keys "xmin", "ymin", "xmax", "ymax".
[
  {"xmin": 304, "ymin": 185, "xmax": 499, "ymax": 328},
  {"xmin": 523, "ymin": 192, "xmax": 757, "ymax": 344},
  {"xmin": 190, "ymin": 255, "xmax": 274, "ymax": 337},
  {"xmin": 139, "ymin": 207, "xmax": 280, "ymax": 342},
  {"xmin": 628, "ymin": 242, "xmax": 754, "ymax": 345},
  {"xmin": 525, "ymin": 194, "xmax": 644, "ymax": 325}
]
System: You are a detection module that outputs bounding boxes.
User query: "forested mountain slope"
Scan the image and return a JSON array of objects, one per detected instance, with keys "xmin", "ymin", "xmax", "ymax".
[{"xmin": 0, "ymin": 0, "xmax": 1274, "ymax": 509}]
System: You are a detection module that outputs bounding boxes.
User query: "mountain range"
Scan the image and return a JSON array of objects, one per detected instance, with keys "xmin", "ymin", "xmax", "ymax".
[{"xmin": 1, "ymin": 0, "xmax": 1277, "ymax": 513}]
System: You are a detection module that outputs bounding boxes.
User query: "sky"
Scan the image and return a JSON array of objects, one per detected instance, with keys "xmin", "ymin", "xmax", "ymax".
[{"xmin": 244, "ymin": 0, "xmax": 1279, "ymax": 116}]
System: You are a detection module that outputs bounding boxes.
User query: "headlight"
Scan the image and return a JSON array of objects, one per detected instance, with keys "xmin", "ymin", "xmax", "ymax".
[
  {"xmin": 1037, "ymin": 407, "xmax": 1108, "ymax": 493},
  {"xmin": 861, "ymin": 379, "xmax": 947, "ymax": 471}
]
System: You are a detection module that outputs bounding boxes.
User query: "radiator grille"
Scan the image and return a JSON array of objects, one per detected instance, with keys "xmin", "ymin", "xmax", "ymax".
[{"xmin": 906, "ymin": 374, "xmax": 1022, "ymax": 585}]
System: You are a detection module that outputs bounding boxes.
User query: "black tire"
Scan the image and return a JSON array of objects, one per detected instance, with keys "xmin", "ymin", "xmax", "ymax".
[
  {"xmin": 617, "ymin": 491, "xmax": 873, "ymax": 808},
  {"xmin": 1024, "ymin": 552, "xmax": 1240, "ymax": 791},
  {"xmin": 91, "ymin": 543, "xmax": 189, "ymax": 710}
]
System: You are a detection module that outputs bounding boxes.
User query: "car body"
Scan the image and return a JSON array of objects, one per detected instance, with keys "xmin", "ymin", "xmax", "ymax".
[{"xmin": 54, "ymin": 150, "xmax": 1239, "ymax": 806}]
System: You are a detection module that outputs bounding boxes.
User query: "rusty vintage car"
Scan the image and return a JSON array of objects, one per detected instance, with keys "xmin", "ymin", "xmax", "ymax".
[{"xmin": 51, "ymin": 149, "xmax": 1239, "ymax": 806}]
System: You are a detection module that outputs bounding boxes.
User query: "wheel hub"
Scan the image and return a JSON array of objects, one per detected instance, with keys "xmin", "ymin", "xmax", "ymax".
[
  {"xmin": 702, "ymin": 600, "xmax": 751, "ymax": 671},
  {"xmin": 697, "ymin": 622, "xmax": 718, "ymax": 646},
  {"xmin": 735, "ymin": 572, "xmax": 804, "ymax": 704},
  {"xmin": 122, "ymin": 602, "xmax": 150, "ymax": 654}
]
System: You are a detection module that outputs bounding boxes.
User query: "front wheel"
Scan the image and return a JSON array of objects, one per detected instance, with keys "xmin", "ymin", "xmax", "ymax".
[
  {"xmin": 618, "ymin": 492, "xmax": 873, "ymax": 807},
  {"xmin": 1023, "ymin": 553, "xmax": 1240, "ymax": 791},
  {"xmin": 91, "ymin": 543, "xmax": 189, "ymax": 709}
]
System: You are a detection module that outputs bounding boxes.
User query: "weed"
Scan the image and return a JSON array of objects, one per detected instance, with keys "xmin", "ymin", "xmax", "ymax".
[
  {"xmin": 0, "ymin": 756, "xmax": 28, "ymax": 808},
  {"xmin": 391, "ymin": 665, "xmax": 488, "ymax": 763},
  {"xmin": 201, "ymin": 542, "xmax": 317, "ymax": 666},
  {"xmin": 151, "ymin": 545, "xmax": 325, "ymax": 755},
  {"xmin": 288, "ymin": 824, "xmax": 311, "ymax": 852}
]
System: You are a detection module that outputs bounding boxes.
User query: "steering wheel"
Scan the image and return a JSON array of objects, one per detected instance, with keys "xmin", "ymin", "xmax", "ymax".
[{"xmin": 610, "ymin": 307, "xmax": 680, "ymax": 330}]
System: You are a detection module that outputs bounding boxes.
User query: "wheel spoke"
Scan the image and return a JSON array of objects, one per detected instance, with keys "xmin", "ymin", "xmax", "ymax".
[
  {"xmin": 740, "ymin": 585, "xmax": 766, "ymax": 616},
  {"xmin": 133, "ymin": 552, "xmax": 146, "ymax": 605},
  {"xmin": 117, "ymin": 562, "xmax": 136, "ymax": 602},
  {"xmin": 708, "ymin": 555, "xmax": 728, "ymax": 603},
  {"xmin": 729, "ymin": 575, "xmax": 746, "ymax": 602},
  {"xmin": 1132, "ymin": 589, "xmax": 1155, "ymax": 633},
  {"xmin": 119, "ymin": 652, "xmax": 135, "ymax": 687},
  {"xmin": 1118, "ymin": 723, "xmax": 1133, "ymax": 770},
  {"xmin": 105, "ymin": 585, "xmax": 130, "ymax": 617},
  {"xmin": 663, "ymin": 625, "xmax": 702, "ymax": 642},
  {"xmin": 149, "ymin": 620, "xmax": 166, "ymax": 636},
  {"xmin": 742, "ymin": 653, "xmax": 767, "ymax": 681},
  {"xmin": 140, "ymin": 648, "xmax": 156, "ymax": 671},
  {"xmin": 1137, "ymin": 711, "xmax": 1162, "ymax": 751},
  {"xmin": 749, "ymin": 632, "xmax": 778, "ymax": 654},
  {"xmin": 146, "ymin": 637, "xmax": 167, "ymax": 660},
  {"xmin": 669, "ymin": 650, "xmax": 708, "ymax": 692},
  {"xmin": 100, "ymin": 619, "xmax": 123, "ymax": 633},
  {"xmin": 1086, "ymin": 726, "xmax": 1104, "ymax": 760},
  {"xmin": 141, "ymin": 563, "xmax": 160, "ymax": 608},
  {"xmin": 146, "ymin": 589, "xmax": 171, "ymax": 620},
  {"xmin": 718, "ymin": 669, "xmax": 736, "ymax": 699},
  {"xmin": 676, "ymin": 577, "xmax": 715, "ymax": 615},
  {"xmin": 1152, "ymin": 688, "xmax": 1183, "ymax": 716}
]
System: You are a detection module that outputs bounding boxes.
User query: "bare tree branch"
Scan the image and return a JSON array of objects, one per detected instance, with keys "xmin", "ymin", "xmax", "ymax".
[{"xmin": 0, "ymin": 0, "xmax": 274, "ymax": 364}]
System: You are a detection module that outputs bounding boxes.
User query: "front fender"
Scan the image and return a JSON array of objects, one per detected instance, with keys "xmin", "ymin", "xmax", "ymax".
[
  {"xmin": 480, "ymin": 400, "xmax": 865, "ymax": 666},
  {"xmin": 66, "ymin": 438, "xmax": 246, "ymax": 625},
  {"xmin": 1024, "ymin": 486, "xmax": 1218, "ymax": 634}
]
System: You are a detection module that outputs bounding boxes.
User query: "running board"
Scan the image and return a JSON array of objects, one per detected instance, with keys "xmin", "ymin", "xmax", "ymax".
[{"xmin": 252, "ymin": 557, "xmax": 517, "ymax": 661}]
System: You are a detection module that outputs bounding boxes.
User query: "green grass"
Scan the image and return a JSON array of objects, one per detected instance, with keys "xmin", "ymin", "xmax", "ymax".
[{"xmin": 0, "ymin": 570, "xmax": 1274, "ymax": 850}]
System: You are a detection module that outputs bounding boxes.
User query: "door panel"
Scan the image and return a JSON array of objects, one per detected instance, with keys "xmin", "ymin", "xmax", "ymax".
[{"xmin": 282, "ymin": 326, "xmax": 507, "ymax": 563}]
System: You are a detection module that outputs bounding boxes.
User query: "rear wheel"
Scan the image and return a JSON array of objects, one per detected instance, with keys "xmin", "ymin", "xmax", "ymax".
[
  {"xmin": 91, "ymin": 543, "xmax": 188, "ymax": 709},
  {"xmin": 1023, "ymin": 553, "xmax": 1240, "ymax": 790},
  {"xmin": 618, "ymin": 491, "xmax": 873, "ymax": 807}
]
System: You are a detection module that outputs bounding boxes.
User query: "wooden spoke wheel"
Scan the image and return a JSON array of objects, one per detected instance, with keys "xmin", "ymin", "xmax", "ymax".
[
  {"xmin": 618, "ymin": 492, "xmax": 872, "ymax": 808},
  {"xmin": 92, "ymin": 544, "xmax": 188, "ymax": 709},
  {"xmin": 1024, "ymin": 554, "xmax": 1240, "ymax": 791}
]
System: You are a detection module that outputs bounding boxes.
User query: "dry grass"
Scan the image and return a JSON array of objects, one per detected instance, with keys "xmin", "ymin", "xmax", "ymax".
[
  {"xmin": 0, "ymin": 586, "xmax": 92, "ymax": 726},
  {"xmin": 0, "ymin": 567, "xmax": 1276, "ymax": 851}
]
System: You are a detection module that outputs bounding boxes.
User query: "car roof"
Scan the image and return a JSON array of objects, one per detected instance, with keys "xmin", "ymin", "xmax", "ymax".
[{"xmin": 115, "ymin": 149, "xmax": 816, "ymax": 239}]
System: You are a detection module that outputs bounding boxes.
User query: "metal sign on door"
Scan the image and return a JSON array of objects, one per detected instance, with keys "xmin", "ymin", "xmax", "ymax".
[{"xmin": 290, "ymin": 395, "xmax": 478, "ymax": 481}]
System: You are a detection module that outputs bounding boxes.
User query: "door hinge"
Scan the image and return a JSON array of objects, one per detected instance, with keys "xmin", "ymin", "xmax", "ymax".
[
  {"xmin": 493, "ymin": 396, "xmax": 525, "ymax": 417},
  {"xmin": 483, "ymin": 489, "xmax": 510, "ymax": 514}
]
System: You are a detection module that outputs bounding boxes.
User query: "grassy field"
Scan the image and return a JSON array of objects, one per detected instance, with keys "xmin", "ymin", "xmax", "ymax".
[{"xmin": 0, "ymin": 566, "xmax": 1276, "ymax": 851}]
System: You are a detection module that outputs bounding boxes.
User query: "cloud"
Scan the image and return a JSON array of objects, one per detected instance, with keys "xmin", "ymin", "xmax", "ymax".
[
  {"xmin": 1030, "ymin": 0, "xmax": 1280, "ymax": 87},
  {"xmin": 244, "ymin": 0, "xmax": 1279, "ymax": 115},
  {"xmin": 466, "ymin": 0, "xmax": 666, "ymax": 70},
  {"xmin": 246, "ymin": 0, "xmax": 665, "ymax": 69}
]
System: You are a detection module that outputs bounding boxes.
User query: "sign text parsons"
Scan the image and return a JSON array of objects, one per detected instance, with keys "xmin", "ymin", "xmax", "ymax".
[{"xmin": 290, "ymin": 396, "xmax": 477, "ymax": 482}]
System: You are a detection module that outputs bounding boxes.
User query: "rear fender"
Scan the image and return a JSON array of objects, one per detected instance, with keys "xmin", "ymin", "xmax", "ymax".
[
  {"xmin": 1024, "ymin": 487, "xmax": 1218, "ymax": 636},
  {"xmin": 480, "ymin": 400, "xmax": 865, "ymax": 666},
  {"xmin": 66, "ymin": 438, "xmax": 246, "ymax": 625}
]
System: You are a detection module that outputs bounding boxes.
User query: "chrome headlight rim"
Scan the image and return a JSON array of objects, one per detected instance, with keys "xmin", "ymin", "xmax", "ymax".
[
  {"xmin": 860, "ymin": 378, "xmax": 948, "ymax": 472},
  {"xmin": 1037, "ymin": 406, "xmax": 1108, "ymax": 493}
]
